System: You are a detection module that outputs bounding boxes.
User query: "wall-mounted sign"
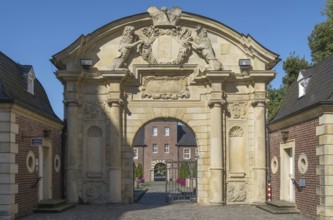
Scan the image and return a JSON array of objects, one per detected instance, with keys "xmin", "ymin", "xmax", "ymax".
[{"xmin": 31, "ymin": 138, "xmax": 43, "ymax": 146}]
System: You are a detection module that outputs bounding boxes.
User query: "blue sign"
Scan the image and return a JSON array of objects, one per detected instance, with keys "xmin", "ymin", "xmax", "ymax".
[{"xmin": 31, "ymin": 138, "xmax": 43, "ymax": 146}]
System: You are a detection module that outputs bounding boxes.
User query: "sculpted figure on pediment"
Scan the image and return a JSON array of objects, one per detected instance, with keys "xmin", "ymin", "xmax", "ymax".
[
  {"xmin": 190, "ymin": 25, "xmax": 223, "ymax": 71},
  {"xmin": 111, "ymin": 26, "xmax": 143, "ymax": 70}
]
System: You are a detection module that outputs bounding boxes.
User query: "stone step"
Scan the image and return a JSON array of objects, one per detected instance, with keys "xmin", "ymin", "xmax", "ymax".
[
  {"xmin": 37, "ymin": 199, "xmax": 67, "ymax": 208},
  {"xmin": 35, "ymin": 199, "xmax": 75, "ymax": 213},
  {"xmin": 266, "ymin": 200, "xmax": 297, "ymax": 208},
  {"xmin": 257, "ymin": 204, "xmax": 300, "ymax": 214}
]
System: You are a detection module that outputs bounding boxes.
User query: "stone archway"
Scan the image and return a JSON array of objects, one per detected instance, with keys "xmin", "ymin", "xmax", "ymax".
[{"xmin": 52, "ymin": 5, "xmax": 278, "ymax": 205}]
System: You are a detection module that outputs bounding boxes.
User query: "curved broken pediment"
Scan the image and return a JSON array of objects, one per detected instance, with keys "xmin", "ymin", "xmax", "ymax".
[{"xmin": 51, "ymin": 6, "xmax": 279, "ymax": 74}]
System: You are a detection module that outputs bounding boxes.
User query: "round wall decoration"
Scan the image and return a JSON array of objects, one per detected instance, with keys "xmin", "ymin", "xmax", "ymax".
[
  {"xmin": 298, "ymin": 153, "xmax": 308, "ymax": 175},
  {"xmin": 54, "ymin": 154, "xmax": 61, "ymax": 173},
  {"xmin": 271, "ymin": 156, "xmax": 279, "ymax": 174},
  {"xmin": 26, "ymin": 151, "xmax": 36, "ymax": 173}
]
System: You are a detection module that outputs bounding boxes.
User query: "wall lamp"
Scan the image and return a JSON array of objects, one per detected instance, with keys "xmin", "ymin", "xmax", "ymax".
[
  {"xmin": 43, "ymin": 129, "xmax": 51, "ymax": 138},
  {"xmin": 80, "ymin": 59, "xmax": 93, "ymax": 69},
  {"xmin": 239, "ymin": 59, "xmax": 251, "ymax": 69},
  {"xmin": 281, "ymin": 130, "xmax": 289, "ymax": 142}
]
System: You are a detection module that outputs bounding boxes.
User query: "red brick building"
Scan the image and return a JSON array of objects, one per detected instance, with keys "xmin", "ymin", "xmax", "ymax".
[
  {"xmin": 0, "ymin": 52, "xmax": 63, "ymax": 219},
  {"xmin": 133, "ymin": 121, "xmax": 197, "ymax": 182},
  {"xmin": 268, "ymin": 54, "xmax": 333, "ymax": 218}
]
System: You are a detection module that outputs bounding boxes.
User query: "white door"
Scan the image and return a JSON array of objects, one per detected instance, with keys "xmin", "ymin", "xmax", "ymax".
[
  {"xmin": 280, "ymin": 147, "xmax": 295, "ymax": 203},
  {"xmin": 39, "ymin": 146, "xmax": 52, "ymax": 201}
]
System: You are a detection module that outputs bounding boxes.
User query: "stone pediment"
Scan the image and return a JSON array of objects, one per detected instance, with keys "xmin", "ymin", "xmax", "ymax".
[{"xmin": 51, "ymin": 6, "xmax": 279, "ymax": 77}]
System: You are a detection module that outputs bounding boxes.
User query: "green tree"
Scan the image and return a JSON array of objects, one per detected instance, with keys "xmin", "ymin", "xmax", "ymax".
[
  {"xmin": 267, "ymin": 85, "xmax": 286, "ymax": 121},
  {"xmin": 135, "ymin": 163, "xmax": 143, "ymax": 178},
  {"xmin": 282, "ymin": 52, "xmax": 310, "ymax": 86},
  {"xmin": 179, "ymin": 162, "xmax": 190, "ymax": 179},
  {"xmin": 308, "ymin": 0, "xmax": 333, "ymax": 63},
  {"xmin": 268, "ymin": 53, "xmax": 310, "ymax": 121}
]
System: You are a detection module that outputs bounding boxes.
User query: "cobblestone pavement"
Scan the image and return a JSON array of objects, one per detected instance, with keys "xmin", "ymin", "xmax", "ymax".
[{"xmin": 21, "ymin": 182, "xmax": 315, "ymax": 220}]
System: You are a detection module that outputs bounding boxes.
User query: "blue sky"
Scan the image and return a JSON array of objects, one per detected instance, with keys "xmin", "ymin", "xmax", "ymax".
[{"xmin": 1, "ymin": 0, "xmax": 326, "ymax": 119}]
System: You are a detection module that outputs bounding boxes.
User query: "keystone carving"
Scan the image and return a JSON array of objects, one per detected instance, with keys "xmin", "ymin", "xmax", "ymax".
[{"xmin": 147, "ymin": 6, "xmax": 182, "ymax": 27}]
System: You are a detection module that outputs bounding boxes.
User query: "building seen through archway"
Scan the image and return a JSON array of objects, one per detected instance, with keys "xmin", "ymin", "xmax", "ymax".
[{"xmin": 133, "ymin": 120, "xmax": 197, "ymax": 182}]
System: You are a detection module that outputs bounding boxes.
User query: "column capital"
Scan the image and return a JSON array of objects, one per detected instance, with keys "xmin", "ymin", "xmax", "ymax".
[
  {"xmin": 108, "ymin": 99, "xmax": 123, "ymax": 107},
  {"xmin": 64, "ymin": 100, "xmax": 80, "ymax": 107},
  {"xmin": 208, "ymin": 99, "xmax": 227, "ymax": 108},
  {"xmin": 251, "ymin": 100, "xmax": 267, "ymax": 107}
]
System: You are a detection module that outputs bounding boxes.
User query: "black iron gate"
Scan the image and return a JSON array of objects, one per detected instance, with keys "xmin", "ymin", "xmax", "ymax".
[{"xmin": 165, "ymin": 160, "xmax": 197, "ymax": 203}]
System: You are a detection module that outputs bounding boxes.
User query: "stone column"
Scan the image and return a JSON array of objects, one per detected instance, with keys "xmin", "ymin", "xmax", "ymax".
[
  {"xmin": 65, "ymin": 100, "xmax": 80, "ymax": 202},
  {"xmin": 108, "ymin": 100, "xmax": 122, "ymax": 203},
  {"xmin": 252, "ymin": 100, "xmax": 266, "ymax": 203},
  {"xmin": 209, "ymin": 100, "xmax": 224, "ymax": 204}
]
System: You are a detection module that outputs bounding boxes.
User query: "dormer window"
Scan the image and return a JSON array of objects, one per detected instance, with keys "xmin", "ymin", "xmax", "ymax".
[
  {"xmin": 297, "ymin": 70, "xmax": 310, "ymax": 98},
  {"xmin": 25, "ymin": 69, "xmax": 35, "ymax": 95}
]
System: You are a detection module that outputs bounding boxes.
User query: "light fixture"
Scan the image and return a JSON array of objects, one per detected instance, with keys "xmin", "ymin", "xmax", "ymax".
[
  {"xmin": 80, "ymin": 59, "xmax": 93, "ymax": 69},
  {"xmin": 281, "ymin": 130, "xmax": 289, "ymax": 142},
  {"xmin": 239, "ymin": 59, "xmax": 251, "ymax": 68},
  {"xmin": 43, "ymin": 129, "xmax": 51, "ymax": 138}
]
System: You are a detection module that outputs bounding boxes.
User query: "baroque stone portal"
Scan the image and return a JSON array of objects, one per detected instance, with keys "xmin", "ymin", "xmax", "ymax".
[{"xmin": 52, "ymin": 6, "xmax": 279, "ymax": 205}]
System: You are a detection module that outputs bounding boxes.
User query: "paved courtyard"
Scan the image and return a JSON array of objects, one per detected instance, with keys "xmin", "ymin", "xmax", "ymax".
[{"xmin": 21, "ymin": 182, "xmax": 314, "ymax": 220}]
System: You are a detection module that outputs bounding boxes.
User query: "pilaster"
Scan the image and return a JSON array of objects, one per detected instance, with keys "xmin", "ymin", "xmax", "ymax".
[
  {"xmin": 0, "ymin": 109, "xmax": 18, "ymax": 220},
  {"xmin": 316, "ymin": 113, "xmax": 333, "ymax": 219}
]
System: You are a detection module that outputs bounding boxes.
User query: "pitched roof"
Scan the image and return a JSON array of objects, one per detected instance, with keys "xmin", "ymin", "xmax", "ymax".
[
  {"xmin": 271, "ymin": 54, "xmax": 333, "ymax": 123},
  {"xmin": 176, "ymin": 125, "xmax": 197, "ymax": 146},
  {"xmin": 0, "ymin": 51, "xmax": 61, "ymax": 122}
]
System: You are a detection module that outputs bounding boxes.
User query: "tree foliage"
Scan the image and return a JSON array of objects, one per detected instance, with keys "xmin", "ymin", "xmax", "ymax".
[
  {"xmin": 135, "ymin": 163, "xmax": 143, "ymax": 178},
  {"xmin": 268, "ymin": 53, "xmax": 310, "ymax": 121},
  {"xmin": 282, "ymin": 52, "xmax": 310, "ymax": 86},
  {"xmin": 267, "ymin": 85, "xmax": 286, "ymax": 121},
  {"xmin": 308, "ymin": 0, "xmax": 333, "ymax": 63}
]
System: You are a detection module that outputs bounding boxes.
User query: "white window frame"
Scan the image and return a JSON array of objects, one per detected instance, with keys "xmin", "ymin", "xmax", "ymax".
[
  {"xmin": 183, "ymin": 148, "xmax": 190, "ymax": 160},
  {"xmin": 133, "ymin": 148, "xmax": 138, "ymax": 159},
  {"xmin": 152, "ymin": 144, "xmax": 158, "ymax": 153},
  {"xmin": 164, "ymin": 144, "xmax": 169, "ymax": 153},
  {"xmin": 164, "ymin": 127, "xmax": 170, "ymax": 136},
  {"xmin": 26, "ymin": 69, "xmax": 35, "ymax": 95},
  {"xmin": 152, "ymin": 126, "xmax": 158, "ymax": 136}
]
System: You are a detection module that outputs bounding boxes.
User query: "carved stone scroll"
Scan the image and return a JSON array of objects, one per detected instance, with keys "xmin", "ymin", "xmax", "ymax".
[{"xmin": 140, "ymin": 76, "xmax": 190, "ymax": 99}]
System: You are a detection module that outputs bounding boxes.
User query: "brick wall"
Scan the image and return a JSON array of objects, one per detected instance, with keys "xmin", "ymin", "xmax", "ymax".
[
  {"xmin": 269, "ymin": 118, "xmax": 319, "ymax": 217},
  {"xmin": 15, "ymin": 114, "xmax": 62, "ymax": 218}
]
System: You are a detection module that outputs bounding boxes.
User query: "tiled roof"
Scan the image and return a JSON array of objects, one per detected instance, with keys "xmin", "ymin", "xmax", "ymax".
[
  {"xmin": 176, "ymin": 125, "xmax": 197, "ymax": 146},
  {"xmin": 0, "ymin": 51, "xmax": 61, "ymax": 122},
  {"xmin": 271, "ymin": 54, "xmax": 333, "ymax": 123}
]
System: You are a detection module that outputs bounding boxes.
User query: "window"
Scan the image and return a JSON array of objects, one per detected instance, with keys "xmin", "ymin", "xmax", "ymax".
[
  {"xmin": 25, "ymin": 69, "xmax": 35, "ymax": 95},
  {"xmin": 152, "ymin": 144, "xmax": 158, "ymax": 153},
  {"xmin": 133, "ymin": 148, "xmax": 138, "ymax": 159},
  {"xmin": 164, "ymin": 144, "xmax": 169, "ymax": 153},
  {"xmin": 164, "ymin": 127, "xmax": 170, "ymax": 136},
  {"xmin": 297, "ymin": 70, "xmax": 310, "ymax": 98},
  {"xmin": 183, "ymin": 148, "xmax": 190, "ymax": 160},
  {"xmin": 152, "ymin": 126, "xmax": 158, "ymax": 136}
]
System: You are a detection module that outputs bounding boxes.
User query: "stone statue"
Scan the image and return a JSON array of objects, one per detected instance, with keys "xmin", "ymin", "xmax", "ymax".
[
  {"xmin": 111, "ymin": 26, "xmax": 143, "ymax": 70},
  {"xmin": 189, "ymin": 25, "xmax": 223, "ymax": 71},
  {"xmin": 147, "ymin": 6, "xmax": 182, "ymax": 27}
]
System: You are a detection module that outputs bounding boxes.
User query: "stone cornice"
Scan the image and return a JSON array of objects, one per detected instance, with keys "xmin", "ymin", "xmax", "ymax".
[{"xmin": 12, "ymin": 104, "xmax": 63, "ymax": 129}]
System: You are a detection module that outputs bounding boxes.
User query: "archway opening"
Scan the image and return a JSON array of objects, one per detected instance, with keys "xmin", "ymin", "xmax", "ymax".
[{"xmin": 132, "ymin": 118, "xmax": 198, "ymax": 202}]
